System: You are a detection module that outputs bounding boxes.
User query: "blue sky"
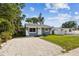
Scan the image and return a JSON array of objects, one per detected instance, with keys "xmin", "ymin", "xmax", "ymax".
[{"xmin": 21, "ymin": 3, "xmax": 79, "ymax": 27}]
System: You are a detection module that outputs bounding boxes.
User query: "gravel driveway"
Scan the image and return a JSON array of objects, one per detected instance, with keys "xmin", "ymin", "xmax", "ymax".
[{"xmin": 0, "ymin": 37, "xmax": 63, "ymax": 56}]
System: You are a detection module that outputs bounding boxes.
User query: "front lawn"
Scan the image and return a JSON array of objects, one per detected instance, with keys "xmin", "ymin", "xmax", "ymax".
[{"xmin": 42, "ymin": 35, "xmax": 79, "ymax": 51}]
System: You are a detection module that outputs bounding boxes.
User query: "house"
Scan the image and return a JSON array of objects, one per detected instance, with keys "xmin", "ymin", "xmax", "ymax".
[
  {"xmin": 25, "ymin": 24, "xmax": 52, "ymax": 36},
  {"xmin": 52, "ymin": 27, "xmax": 79, "ymax": 35},
  {"xmin": 25, "ymin": 23, "xmax": 79, "ymax": 36}
]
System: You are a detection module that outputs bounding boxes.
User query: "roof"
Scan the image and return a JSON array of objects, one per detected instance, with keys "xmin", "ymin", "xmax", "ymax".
[{"xmin": 25, "ymin": 24, "xmax": 52, "ymax": 28}]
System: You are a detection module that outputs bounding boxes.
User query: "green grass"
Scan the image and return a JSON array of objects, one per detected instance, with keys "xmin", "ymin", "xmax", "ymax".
[{"xmin": 41, "ymin": 35, "xmax": 79, "ymax": 51}]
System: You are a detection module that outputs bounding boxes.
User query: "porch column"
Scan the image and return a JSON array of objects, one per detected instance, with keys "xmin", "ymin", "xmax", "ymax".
[
  {"xmin": 38, "ymin": 28, "xmax": 42, "ymax": 35},
  {"xmin": 26, "ymin": 27, "xmax": 29, "ymax": 36},
  {"xmin": 50, "ymin": 28, "xmax": 53, "ymax": 34}
]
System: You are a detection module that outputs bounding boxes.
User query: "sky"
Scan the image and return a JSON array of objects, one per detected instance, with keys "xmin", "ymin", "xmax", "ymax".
[{"xmin": 21, "ymin": 3, "xmax": 79, "ymax": 27}]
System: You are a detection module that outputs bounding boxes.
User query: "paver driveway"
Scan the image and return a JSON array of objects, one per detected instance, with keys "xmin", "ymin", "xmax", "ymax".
[{"xmin": 0, "ymin": 37, "xmax": 63, "ymax": 56}]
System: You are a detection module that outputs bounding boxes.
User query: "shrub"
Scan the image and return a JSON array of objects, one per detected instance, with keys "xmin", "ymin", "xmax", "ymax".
[
  {"xmin": 0, "ymin": 38, "xmax": 2, "ymax": 48},
  {"xmin": 0, "ymin": 31, "xmax": 12, "ymax": 43},
  {"xmin": 13, "ymin": 27, "xmax": 26, "ymax": 37}
]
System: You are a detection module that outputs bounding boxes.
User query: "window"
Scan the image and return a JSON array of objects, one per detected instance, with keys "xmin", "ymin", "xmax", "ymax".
[
  {"xmin": 45, "ymin": 28, "xmax": 49, "ymax": 31},
  {"xmin": 61, "ymin": 29, "xmax": 63, "ymax": 31},
  {"xmin": 72, "ymin": 29, "xmax": 75, "ymax": 31},
  {"xmin": 29, "ymin": 28, "xmax": 36, "ymax": 32}
]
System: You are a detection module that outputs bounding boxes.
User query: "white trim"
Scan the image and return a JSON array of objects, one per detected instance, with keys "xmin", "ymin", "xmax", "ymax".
[{"xmin": 29, "ymin": 32, "xmax": 36, "ymax": 33}]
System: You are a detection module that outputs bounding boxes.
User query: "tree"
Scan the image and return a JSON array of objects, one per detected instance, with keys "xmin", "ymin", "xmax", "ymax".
[
  {"xmin": 26, "ymin": 18, "xmax": 32, "ymax": 23},
  {"xmin": 31, "ymin": 17, "xmax": 38, "ymax": 24},
  {"xmin": 26, "ymin": 17, "xmax": 38, "ymax": 24},
  {"xmin": 38, "ymin": 13, "xmax": 44, "ymax": 24},
  {"xmin": 62, "ymin": 21, "xmax": 77, "ymax": 28},
  {"xmin": 0, "ymin": 3, "xmax": 26, "ymax": 44},
  {"xmin": 26, "ymin": 13, "xmax": 44, "ymax": 24},
  {"xmin": 21, "ymin": 14, "xmax": 26, "ymax": 20},
  {"xmin": 0, "ymin": 3, "xmax": 25, "ymax": 35},
  {"xmin": 0, "ymin": 18, "xmax": 15, "ymax": 34},
  {"xmin": 0, "ymin": 4, "xmax": 22, "ymax": 21}
]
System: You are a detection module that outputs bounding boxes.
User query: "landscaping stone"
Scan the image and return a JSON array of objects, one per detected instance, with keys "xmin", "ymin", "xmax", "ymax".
[{"xmin": 60, "ymin": 48, "xmax": 79, "ymax": 56}]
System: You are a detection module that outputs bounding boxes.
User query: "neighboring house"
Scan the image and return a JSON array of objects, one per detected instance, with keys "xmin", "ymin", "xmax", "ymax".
[
  {"xmin": 25, "ymin": 24, "xmax": 52, "ymax": 36},
  {"xmin": 52, "ymin": 28, "xmax": 79, "ymax": 35}
]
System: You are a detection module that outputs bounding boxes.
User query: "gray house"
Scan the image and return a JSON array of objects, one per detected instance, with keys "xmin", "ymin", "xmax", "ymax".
[{"xmin": 25, "ymin": 24, "xmax": 52, "ymax": 36}]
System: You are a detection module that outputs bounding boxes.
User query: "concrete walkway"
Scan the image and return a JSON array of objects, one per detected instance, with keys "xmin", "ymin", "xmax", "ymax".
[{"xmin": 0, "ymin": 37, "xmax": 63, "ymax": 56}]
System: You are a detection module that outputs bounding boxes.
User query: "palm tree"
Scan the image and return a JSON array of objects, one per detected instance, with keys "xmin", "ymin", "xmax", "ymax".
[{"xmin": 38, "ymin": 13, "xmax": 44, "ymax": 25}]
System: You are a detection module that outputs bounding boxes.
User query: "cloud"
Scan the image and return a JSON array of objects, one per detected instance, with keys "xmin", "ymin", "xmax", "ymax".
[
  {"xmin": 52, "ymin": 3, "xmax": 70, "ymax": 10},
  {"xmin": 49, "ymin": 10, "xmax": 58, "ymax": 13},
  {"xmin": 48, "ymin": 13, "xmax": 71, "ymax": 20},
  {"xmin": 29, "ymin": 7, "xmax": 35, "ymax": 11},
  {"xmin": 75, "ymin": 12, "xmax": 79, "ymax": 15},
  {"xmin": 58, "ymin": 13, "xmax": 71, "ymax": 18},
  {"xmin": 45, "ymin": 3, "xmax": 70, "ymax": 10},
  {"xmin": 32, "ymin": 15, "xmax": 38, "ymax": 17},
  {"xmin": 45, "ymin": 3, "xmax": 51, "ymax": 9},
  {"xmin": 45, "ymin": 3, "xmax": 70, "ymax": 13},
  {"xmin": 47, "ymin": 13, "xmax": 79, "ymax": 25},
  {"xmin": 74, "ymin": 15, "xmax": 79, "ymax": 19},
  {"xmin": 46, "ymin": 13, "xmax": 79, "ymax": 27},
  {"xmin": 47, "ymin": 13, "xmax": 72, "ymax": 25},
  {"xmin": 46, "ymin": 13, "xmax": 73, "ymax": 27}
]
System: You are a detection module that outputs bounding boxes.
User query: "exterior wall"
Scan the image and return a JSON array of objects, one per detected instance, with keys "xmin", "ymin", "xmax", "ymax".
[
  {"xmin": 25, "ymin": 27, "xmax": 51, "ymax": 36},
  {"xmin": 54, "ymin": 30, "xmax": 64, "ymax": 35},
  {"xmin": 66, "ymin": 30, "xmax": 79, "ymax": 35},
  {"xmin": 42, "ymin": 28, "xmax": 51, "ymax": 35},
  {"xmin": 28, "ymin": 28, "xmax": 51, "ymax": 36},
  {"xmin": 72, "ymin": 30, "xmax": 79, "ymax": 35},
  {"xmin": 54, "ymin": 29, "xmax": 70, "ymax": 35},
  {"xmin": 54, "ymin": 28, "xmax": 79, "ymax": 35}
]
